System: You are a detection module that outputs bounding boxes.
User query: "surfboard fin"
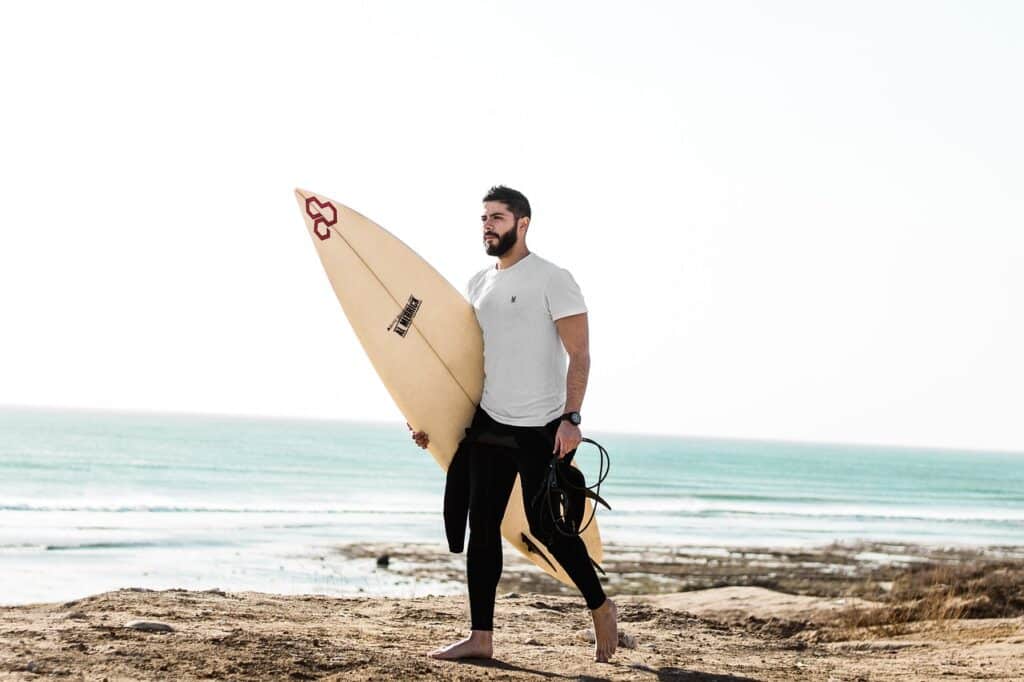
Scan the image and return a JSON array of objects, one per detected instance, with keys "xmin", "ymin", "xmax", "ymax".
[{"xmin": 520, "ymin": 533, "xmax": 558, "ymax": 572}]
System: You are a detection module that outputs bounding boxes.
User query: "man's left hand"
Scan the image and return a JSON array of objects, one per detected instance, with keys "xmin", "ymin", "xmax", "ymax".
[{"xmin": 553, "ymin": 421, "xmax": 582, "ymax": 460}]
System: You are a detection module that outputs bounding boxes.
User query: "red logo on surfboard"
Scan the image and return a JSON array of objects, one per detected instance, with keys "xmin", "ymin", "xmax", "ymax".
[{"xmin": 305, "ymin": 197, "xmax": 338, "ymax": 240}]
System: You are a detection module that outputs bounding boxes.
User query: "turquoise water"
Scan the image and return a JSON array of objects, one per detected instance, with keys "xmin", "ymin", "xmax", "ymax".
[{"xmin": 2, "ymin": 407, "xmax": 1023, "ymax": 605}]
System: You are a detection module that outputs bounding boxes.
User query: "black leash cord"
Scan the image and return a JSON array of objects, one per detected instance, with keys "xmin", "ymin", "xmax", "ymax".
[{"xmin": 536, "ymin": 437, "xmax": 611, "ymax": 538}]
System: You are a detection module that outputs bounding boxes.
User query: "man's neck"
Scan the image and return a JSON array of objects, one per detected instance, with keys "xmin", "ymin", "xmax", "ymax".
[{"xmin": 496, "ymin": 248, "xmax": 531, "ymax": 270}]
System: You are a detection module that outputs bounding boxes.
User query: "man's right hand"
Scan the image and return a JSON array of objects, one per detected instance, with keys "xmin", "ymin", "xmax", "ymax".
[{"xmin": 406, "ymin": 422, "xmax": 430, "ymax": 449}]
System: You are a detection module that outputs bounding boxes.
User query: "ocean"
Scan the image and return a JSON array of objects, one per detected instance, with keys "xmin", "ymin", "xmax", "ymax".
[{"xmin": 2, "ymin": 407, "xmax": 1023, "ymax": 606}]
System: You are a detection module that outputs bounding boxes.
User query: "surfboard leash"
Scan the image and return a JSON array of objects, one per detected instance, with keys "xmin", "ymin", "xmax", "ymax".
[{"xmin": 531, "ymin": 437, "xmax": 612, "ymax": 540}]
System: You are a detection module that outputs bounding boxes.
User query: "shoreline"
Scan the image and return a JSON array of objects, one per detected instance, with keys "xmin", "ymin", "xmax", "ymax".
[
  {"xmin": 5, "ymin": 539, "xmax": 1024, "ymax": 608},
  {"xmin": 334, "ymin": 539, "xmax": 1024, "ymax": 602}
]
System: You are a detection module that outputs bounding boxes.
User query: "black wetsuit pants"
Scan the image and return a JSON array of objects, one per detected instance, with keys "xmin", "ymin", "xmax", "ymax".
[{"xmin": 462, "ymin": 407, "xmax": 606, "ymax": 631}]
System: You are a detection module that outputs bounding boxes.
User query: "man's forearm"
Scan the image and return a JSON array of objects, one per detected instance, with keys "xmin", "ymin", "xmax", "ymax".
[{"xmin": 564, "ymin": 352, "xmax": 590, "ymax": 414}]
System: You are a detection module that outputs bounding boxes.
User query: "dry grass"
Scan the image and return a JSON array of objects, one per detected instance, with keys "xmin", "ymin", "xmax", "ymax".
[{"xmin": 832, "ymin": 560, "xmax": 1024, "ymax": 637}]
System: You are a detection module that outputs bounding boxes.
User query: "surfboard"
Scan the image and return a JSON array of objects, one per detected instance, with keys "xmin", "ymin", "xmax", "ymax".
[{"xmin": 294, "ymin": 188, "xmax": 603, "ymax": 585}]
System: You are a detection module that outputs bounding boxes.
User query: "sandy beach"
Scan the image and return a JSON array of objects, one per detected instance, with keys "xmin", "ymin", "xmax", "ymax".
[{"xmin": 3, "ymin": 542, "xmax": 1023, "ymax": 681}]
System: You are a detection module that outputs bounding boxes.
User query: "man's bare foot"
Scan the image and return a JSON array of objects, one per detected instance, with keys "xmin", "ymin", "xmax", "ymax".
[
  {"xmin": 591, "ymin": 598, "xmax": 618, "ymax": 662},
  {"xmin": 427, "ymin": 630, "xmax": 493, "ymax": 660}
]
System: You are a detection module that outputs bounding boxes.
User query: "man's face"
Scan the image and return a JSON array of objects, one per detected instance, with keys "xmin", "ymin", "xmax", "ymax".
[{"xmin": 481, "ymin": 201, "xmax": 521, "ymax": 257}]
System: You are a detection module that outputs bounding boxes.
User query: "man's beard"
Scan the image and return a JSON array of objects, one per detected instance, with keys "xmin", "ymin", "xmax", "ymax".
[{"xmin": 485, "ymin": 228, "xmax": 518, "ymax": 257}]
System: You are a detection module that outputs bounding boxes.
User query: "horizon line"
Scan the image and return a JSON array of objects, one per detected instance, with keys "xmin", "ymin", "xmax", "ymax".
[{"xmin": 3, "ymin": 402, "xmax": 1023, "ymax": 457}]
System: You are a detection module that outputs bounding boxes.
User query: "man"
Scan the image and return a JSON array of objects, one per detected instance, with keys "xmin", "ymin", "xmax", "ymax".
[{"xmin": 410, "ymin": 185, "xmax": 618, "ymax": 663}]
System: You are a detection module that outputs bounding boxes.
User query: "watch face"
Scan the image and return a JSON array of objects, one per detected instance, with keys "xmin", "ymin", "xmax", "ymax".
[{"xmin": 570, "ymin": 412, "xmax": 581, "ymax": 425}]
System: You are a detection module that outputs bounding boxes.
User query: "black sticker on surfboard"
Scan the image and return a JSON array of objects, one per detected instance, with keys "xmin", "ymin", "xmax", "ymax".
[{"xmin": 387, "ymin": 295, "xmax": 422, "ymax": 337}]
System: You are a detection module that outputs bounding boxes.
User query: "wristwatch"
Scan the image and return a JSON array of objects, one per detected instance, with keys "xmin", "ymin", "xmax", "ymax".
[{"xmin": 561, "ymin": 411, "xmax": 582, "ymax": 426}]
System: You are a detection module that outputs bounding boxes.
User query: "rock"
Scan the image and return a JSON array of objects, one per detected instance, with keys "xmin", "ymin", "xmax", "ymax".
[
  {"xmin": 25, "ymin": 661, "xmax": 39, "ymax": 673},
  {"xmin": 502, "ymin": 592, "xmax": 521, "ymax": 599},
  {"xmin": 65, "ymin": 611, "xmax": 88, "ymax": 620},
  {"xmin": 376, "ymin": 554, "xmax": 390, "ymax": 567},
  {"xmin": 578, "ymin": 628, "xmax": 638, "ymax": 649},
  {"xmin": 124, "ymin": 620, "xmax": 175, "ymax": 632},
  {"xmin": 524, "ymin": 637, "xmax": 542, "ymax": 645}
]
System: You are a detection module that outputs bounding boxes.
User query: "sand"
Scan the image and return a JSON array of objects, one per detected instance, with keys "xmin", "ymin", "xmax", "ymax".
[
  {"xmin": 3, "ymin": 542, "xmax": 1024, "ymax": 681},
  {"xmin": 1, "ymin": 587, "xmax": 1022, "ymax": 681}
]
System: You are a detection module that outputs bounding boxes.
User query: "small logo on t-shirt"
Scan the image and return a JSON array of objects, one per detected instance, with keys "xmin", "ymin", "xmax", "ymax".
[{"xmin": 511, "ymin": 296, "xmax": 517, "ymax": 303}]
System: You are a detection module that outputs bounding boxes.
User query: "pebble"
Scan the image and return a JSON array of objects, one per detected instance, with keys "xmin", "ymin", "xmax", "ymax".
[
  {"xmin": 376, "ymin": 554, "xmax": 390, "ymax": 567},
  {"xmin": 524, "ymin": 637, "xmax": 542, "ymax": 645},
  {"xmin": 579, "ymin": 628, "xmax": 639, "ymax": 649},
  {"xmin": 124, "ymin": 620, "xmax": 175, "ymax": 632}
]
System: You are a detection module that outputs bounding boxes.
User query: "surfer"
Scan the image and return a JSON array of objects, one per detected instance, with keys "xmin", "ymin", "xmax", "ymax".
[{"xmin": 412, "ymin": 186, "xmax": 618, "ymax": 663}]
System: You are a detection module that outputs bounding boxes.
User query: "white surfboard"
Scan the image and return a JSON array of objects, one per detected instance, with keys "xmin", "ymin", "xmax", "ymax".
[{"xmin": 294, "ymin": 188, "xmax": 602, "ymax": 585}]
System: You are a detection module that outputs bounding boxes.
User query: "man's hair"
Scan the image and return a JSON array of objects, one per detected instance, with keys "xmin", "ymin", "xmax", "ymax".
[{"xmin": 483, "ymin": 185, "xmax": 531, "ymax": 224}]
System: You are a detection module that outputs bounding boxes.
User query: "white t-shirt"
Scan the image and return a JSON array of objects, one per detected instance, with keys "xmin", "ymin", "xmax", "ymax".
[{"xmin": 467, "ymin": 253, "xmax": 587, "ymax": 426}]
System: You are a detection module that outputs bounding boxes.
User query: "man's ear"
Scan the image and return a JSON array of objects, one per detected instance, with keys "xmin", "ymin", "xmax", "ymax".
[{"xmin": 519, "ymin": 216, "xmax": 530, "ymax": 233}]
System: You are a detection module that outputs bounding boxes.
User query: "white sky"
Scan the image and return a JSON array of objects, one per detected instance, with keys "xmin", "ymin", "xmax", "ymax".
[{"xmin": 1, "ymin": 1, "xmax": 1021, "ymax": 451}]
